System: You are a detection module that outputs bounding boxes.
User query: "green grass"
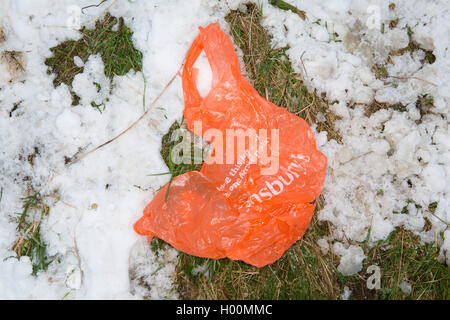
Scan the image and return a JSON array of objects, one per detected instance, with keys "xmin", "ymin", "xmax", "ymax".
[
  {"xmin": 45, "ymin": 13, "xmax": 143, "ymax": 106},
  {"xmin": 157, "ymin": 121, "xmax": 204, "ymax": 200},
  {"xmin": 11, "ymin": 190, "xmax": 53, "ymax": 275},
  {"xmin": 343, "ymin": 229, "xmax": 449, "ymax": 300},
  {"xmin": 268, "ymin": 0, "xmax": 306, "ymax": 20},
  {"xmin": 160, "ymin": 121, "xmax": 203, "ymax": 176}
]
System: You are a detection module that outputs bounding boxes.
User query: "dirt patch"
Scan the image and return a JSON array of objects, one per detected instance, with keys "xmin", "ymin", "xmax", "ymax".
[
  {"xmin": 1, "ymin": 50, "xmax": 25, "ymax": 78},
  {"xmin": 0, "ymin": 27, "xmax": 6, "ymax": 43}
]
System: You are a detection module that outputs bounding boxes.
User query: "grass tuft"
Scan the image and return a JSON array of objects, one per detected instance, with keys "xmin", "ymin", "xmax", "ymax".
[
  {"xmin": 45, "ymin": 13, "xmax": 143, "ymax": 107},
  {"xmin": 269, "ymin": 0, "xmax": 306, "ymax": 20},
  {"xmin": 11, "ymin": 189, "xmax": 53, "ymax": 275},
  {"xmin": 341, "ymin": 228, "xmax": 449, "ymax": 300},
  {"xmin": 159, "ymin": 121, "xmax": 204, "ymax": 200}
]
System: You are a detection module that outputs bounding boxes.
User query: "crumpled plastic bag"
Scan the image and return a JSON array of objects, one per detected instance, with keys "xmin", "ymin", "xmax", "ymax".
[{"xmin": 134, "ymin": 23, "xmax": 327, "ymax": 267}]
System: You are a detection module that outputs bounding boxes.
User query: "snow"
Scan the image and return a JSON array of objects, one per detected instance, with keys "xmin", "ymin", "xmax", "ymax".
[
  {"xmin": 399, "ymin": 279, "xmax": 412, "ymax": 295},
  {"xmin": 55, "ymin": 109, "xmax": 82, "ymax": 138},
  {"xmin": 333, "ymin": 243, "xmax": 366, "ymax": 276},
  {"xmin": 0, "ymin": 0, "xmax": 231, "ymax": 299},
  {"xmin": 73, "ymin": 56, "xmax": 84, "ymax": 68},
  {"xmin": 259, "ymin": 0, "xmax": 450, "ymax": 274},
  {"xmin": 71, "ymin": 54, "xmax": 110, "ymax": 107},
  {"xmin": 340, "ymin": 286, "xmax": 352, "ymax": 300},
  {"xmin": 0, "ymin": 0, "xmax": 449, "ymax": 299},
  {"xmin": 193, "ymin": 51, "xmax": 213, "ymax": 98},
  {"xmin": 317, "ymin": 238, "xmax": 330, "ymax": 254}
]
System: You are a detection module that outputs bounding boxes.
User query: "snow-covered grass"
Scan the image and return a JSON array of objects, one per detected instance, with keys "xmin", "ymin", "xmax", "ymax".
[
  {"xmin": 44, "ymin": 13, "xmax": 143, "ymax": 108},
  {"xmin": 0, "ymin": 0, "xmax": 449, "ymax": 300},
  {"xmin": 11, "ymin": 189, "xmax": 52, "ymax": 276}
]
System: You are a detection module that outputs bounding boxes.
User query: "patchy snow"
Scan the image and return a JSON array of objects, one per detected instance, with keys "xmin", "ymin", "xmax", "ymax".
[
  {"xmin": 333, "ymin": 243, "xmax": 366, "ymax": 275},
  {"xmin": 340, "ymin": 286, "xmax": 352, "ymax": 300},
  {"xmin": 0, "ymin": 0, "xmax": 449, "ymax": 299},
  {"xmin": 399, "ymin": 279, "xmax": 412, "ymax": 295},
  {"xmin": 0, "ymin": 0, "xmax": 232, "ymax": 299},
  {"xmin": 259, "ymin": 0, "xmax": 450, "ymax": 274}
]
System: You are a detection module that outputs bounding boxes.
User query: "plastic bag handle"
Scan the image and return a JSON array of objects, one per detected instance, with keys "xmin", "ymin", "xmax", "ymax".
[{"xmin": 182, "ymin": 24, "xmax": 242, "ymax": 108}]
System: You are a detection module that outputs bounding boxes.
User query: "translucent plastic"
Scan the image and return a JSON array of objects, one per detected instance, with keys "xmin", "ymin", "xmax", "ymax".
[{"xmin": 134, "ymin": 24, "xmax": 327, "ymax": 267}]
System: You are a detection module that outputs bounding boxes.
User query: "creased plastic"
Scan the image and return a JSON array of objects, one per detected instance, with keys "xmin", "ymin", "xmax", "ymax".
[{"xmin": 134, "ymin": 24, "xmax": 327, "ymax": 267}]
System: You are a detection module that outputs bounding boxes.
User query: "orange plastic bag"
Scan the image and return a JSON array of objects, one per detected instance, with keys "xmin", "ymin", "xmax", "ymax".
[{"xmin": 134, "ymin": 24, "xmax": 327, "ymax": 267}]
